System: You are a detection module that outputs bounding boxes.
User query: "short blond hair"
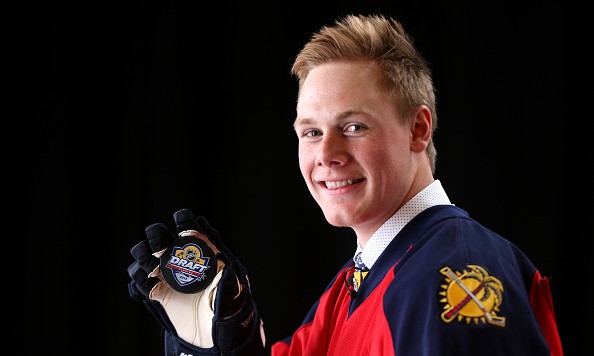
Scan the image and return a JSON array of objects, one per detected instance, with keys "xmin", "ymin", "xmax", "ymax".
[{"xmin": 291, "ymin": 14, "xmax": 438, "ymax": 173}]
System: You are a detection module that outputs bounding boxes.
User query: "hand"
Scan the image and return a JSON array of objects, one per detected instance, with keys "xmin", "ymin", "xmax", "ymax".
[{"xmin": 127, "ymin": 209, "xmax": 264, "ymax": 353}]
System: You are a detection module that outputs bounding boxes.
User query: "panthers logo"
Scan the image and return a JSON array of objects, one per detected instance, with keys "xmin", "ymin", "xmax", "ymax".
[{"xmin": 438, "ymin": 265, "xmax": 505, "ymax": 327}]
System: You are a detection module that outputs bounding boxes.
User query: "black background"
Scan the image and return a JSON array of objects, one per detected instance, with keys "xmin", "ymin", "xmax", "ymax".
[{"xmin": 22, "ymin": 0, "xmax": 591, "ymax": 355}]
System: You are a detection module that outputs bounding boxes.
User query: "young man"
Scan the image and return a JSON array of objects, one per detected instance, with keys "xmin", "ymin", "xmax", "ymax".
[{"xmin": 128, "ymin": 14, "xmax": 563, "ymax": 355}]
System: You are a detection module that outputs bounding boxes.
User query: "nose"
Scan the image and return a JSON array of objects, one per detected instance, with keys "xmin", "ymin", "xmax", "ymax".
[{"xmin": 315, "ymin": 132, "xmax": 348, "ymax": 167}]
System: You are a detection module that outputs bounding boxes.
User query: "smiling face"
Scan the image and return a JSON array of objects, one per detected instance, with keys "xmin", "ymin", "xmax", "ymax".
[{"xmin": 294, "ymin": 60, "xmax": 433, "ymax": 243}]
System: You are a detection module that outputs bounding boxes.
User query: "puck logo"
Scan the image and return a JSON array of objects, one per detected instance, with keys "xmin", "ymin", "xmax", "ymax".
[
  {"xmin": 165, "ymin": 243, "xmax": 210, "ymax": 285},
  {"xmin": 160, "ymin": 234, "xmax": 217, "ymax": 294}
]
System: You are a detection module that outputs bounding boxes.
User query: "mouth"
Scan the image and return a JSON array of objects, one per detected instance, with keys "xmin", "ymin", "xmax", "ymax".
[{"xmin": 321, "ymin": 178, "xmax": 364, "ymax": 189}]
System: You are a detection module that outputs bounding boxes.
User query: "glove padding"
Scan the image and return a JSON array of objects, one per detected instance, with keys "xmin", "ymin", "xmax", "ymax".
[{"xmin": 128, "ymin": 209, "xmax": 265, "ymax": 354}]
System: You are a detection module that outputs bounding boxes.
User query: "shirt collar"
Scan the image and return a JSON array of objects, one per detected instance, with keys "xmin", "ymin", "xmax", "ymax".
[{"xmin": 354, "ymin": 179, "xmax": 452, "ymax": 269}]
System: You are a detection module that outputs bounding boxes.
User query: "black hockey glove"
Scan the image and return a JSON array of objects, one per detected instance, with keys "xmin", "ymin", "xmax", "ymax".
[{"xmin": 127, "ymin": 209, "xmax": 266, "ymax": 355}]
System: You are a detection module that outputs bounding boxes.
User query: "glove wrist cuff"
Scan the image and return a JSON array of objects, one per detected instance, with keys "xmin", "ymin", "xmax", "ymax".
[{"xmin": 215, "ymin": 299, "xmax": 264, "ymax": 353}]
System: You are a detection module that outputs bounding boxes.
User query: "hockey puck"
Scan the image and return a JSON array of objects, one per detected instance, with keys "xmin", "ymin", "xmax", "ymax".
[{"xmin": 159, "ymin": 232, "xmax": 218, "ymax": 294}]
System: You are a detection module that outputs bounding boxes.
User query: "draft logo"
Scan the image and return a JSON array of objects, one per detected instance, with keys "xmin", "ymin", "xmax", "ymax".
[{"xmin": 164, "ymin": 242, "xmax": 211, "ymax": 287}]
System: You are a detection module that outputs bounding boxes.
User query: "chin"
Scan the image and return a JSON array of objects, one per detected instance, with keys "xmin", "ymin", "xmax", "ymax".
[{"xmin": 322, "ymin": 211, "xmax": 356, "ymax": 228}]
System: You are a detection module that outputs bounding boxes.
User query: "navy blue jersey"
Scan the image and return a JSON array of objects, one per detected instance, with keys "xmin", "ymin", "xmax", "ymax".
[{"xmin": 272, "ymin": 205, "xmax": 563, "ymax": 355}]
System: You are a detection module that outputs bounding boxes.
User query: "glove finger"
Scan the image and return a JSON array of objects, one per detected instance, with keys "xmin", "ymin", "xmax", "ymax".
[
  {"xmin": 195, "ymin": 215, "xmax": 223, "ymax": 245},
  {"xmin": 127, "ymin": 261, "xmax": 147, "ymax": 284},
  {"xmin": 145, "ymin": 222, "xmax": 175, "ymax": 253},
  {"xmin": 173, "ymin": 208, "xmax": 202, "ymax": 233},
  {"xmin": 130, "ymin": 240, "xmax": 152, "ymax": 261},
  {"xmin": 216, "ymin": 261, "xmax": 249, "ymax": 318},
  {"xmin": 174, "ymin": 209, "xmax": 224, "ymax": 247},
  {"xmin": 130, "ymin": 240, "xmax": 159, "ymax": 273},
  {"xmin": 128, "ymin": 280, "xmax": 144, "ymax": 302},
  {"xmin": 128, "ymin": 261, "xmax": 160, "ymax": 297},
  {"xmin": 138, "ymin": 277, "xmax": 160, "ymax": 298}
]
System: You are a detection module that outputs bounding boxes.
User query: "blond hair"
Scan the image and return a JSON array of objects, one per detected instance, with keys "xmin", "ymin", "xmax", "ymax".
[{"xmin": 291, "ymin": 14, "xmax": 438, "ymax": 173}]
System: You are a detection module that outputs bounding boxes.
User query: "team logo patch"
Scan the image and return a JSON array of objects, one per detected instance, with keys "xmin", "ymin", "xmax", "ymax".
[
  {"xmin": 159, "ymin": 232, "xmax": 218, "ymax": 294},
  {"xmin": 438, "ymin": 265, "xmax": 506, "ymax": 327}
]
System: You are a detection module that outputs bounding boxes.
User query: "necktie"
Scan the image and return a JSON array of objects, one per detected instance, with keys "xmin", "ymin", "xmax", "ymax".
[{"xmin": 353, "ymin": 252, "xmax": 369, "ymax": 291}]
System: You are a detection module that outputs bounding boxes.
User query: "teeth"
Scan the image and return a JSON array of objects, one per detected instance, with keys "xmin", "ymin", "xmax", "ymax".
[{"xmin": 325, "ymin": 179, "xmax": 355, "ymax": 188}]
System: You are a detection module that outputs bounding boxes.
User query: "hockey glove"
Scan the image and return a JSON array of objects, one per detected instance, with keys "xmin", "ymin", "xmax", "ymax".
[{"xmin": 127, "ymin": 209, "xmax": 265, "ymax": 355}]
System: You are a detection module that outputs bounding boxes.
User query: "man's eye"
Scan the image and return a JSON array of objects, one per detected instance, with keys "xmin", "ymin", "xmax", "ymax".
[
  {"xmin": 305, "ymin": 130, "xmax": 322, "ymax": 137},
  {"xmin": 345, "ymin": 124, "xmax": 363, "ymax": 132}
]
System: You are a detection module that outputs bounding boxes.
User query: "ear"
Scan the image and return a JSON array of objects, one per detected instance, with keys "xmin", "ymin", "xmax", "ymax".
[{"xmin": 410, "ymin": 105, "xmax": 432, "ymax": 153}]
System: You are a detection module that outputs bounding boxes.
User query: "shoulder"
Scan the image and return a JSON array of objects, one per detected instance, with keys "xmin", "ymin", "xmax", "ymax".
[
  {"xmin": 387, "ymin": 205, "xmax": 538, "ymax": 293},
  {"xmin": 411, "ymin": 205, "xmax": 529, "ymax": 262}
]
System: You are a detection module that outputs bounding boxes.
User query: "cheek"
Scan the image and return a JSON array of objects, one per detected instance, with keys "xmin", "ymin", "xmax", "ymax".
[
  {"xmin": 364, "ymin": 139, "xmax": 408, "ymax": 173},
  {"xmin": 298, "ymin": 147, "xmax": 313, "ymax": 179}
]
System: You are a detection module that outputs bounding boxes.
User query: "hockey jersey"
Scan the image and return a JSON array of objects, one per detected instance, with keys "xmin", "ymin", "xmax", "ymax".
[{"xmin": 271, "ymin": 205, "xmax": 563, "ymax": 355}]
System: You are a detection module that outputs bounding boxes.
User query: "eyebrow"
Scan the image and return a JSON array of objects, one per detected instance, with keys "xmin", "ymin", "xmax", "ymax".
[
  {"xmin": 293, "ymin": 117, "xmax": 313, "ymax": 129},
  {"xmin": 293, "ymin": 111, "xmax": 361, "ymax": 129}
]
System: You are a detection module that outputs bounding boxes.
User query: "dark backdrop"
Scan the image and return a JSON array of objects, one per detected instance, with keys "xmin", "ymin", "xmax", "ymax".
[{"xmin": 22, "ymin": 1, "xmax": 591, "ymax": 355}]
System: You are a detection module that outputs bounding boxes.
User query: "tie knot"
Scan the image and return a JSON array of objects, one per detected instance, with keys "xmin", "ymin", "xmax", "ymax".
[
  {"xmin": 352, "ymin": 252, "xmax": 369, "ymax": 292},
  {"xmin": 354, "ymin": 252, "xmax": 368, "ymax": 271}
]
